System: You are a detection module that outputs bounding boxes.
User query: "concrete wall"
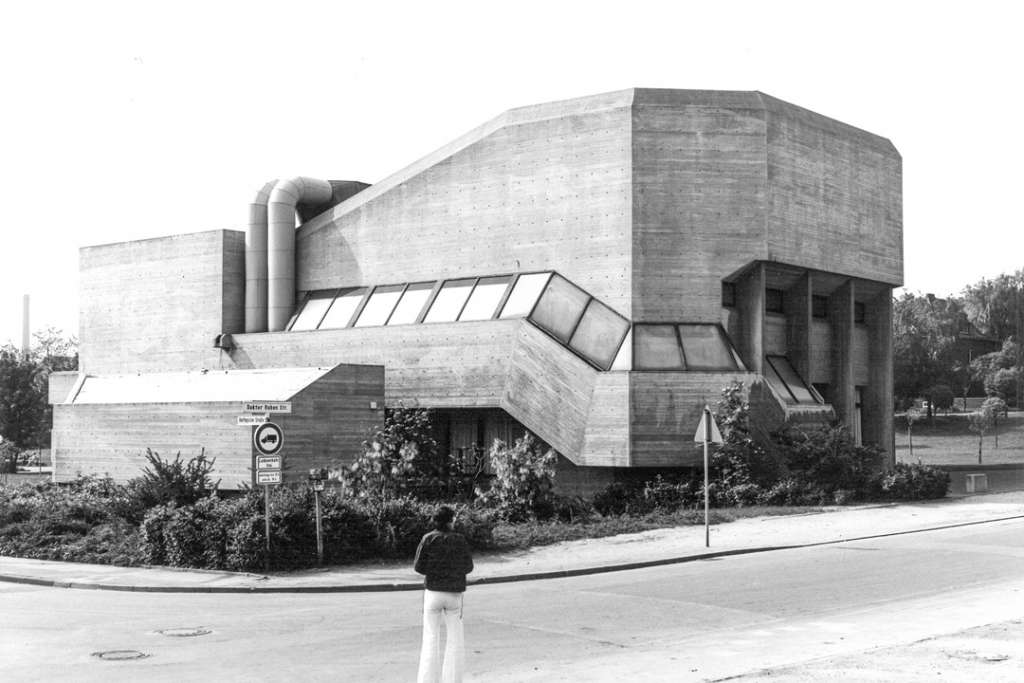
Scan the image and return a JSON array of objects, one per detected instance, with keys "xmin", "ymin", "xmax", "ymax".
[
  {"xmin": 296, "ymin": 91, "xmax": 634, "ymax": 317},
  {"xmin": 51, "ymin": 364, "xmax": 383, "ymax": 488},
  {"xmin": 79, "ymin": 230, "xmax": 245, "ymax": 375},
  {"xmin": 629, "ymin": 89, "xmax": 901, "ymax": 324},
  {"xmin": 762, "ymin": 94, "xmax": 903, "ymax": 286}
]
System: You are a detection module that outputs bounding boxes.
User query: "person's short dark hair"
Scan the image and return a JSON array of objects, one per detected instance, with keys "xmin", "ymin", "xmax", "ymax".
[{"xmin": 433, "ymin": 506, "xmax": 455, "ymax": 531}]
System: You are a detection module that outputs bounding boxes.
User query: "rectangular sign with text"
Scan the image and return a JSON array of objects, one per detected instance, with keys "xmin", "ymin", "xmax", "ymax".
[
  {"xmin": 245, "ymin": 402, "xmax": 292, "ymax": 414},
  {"xmin": 237, "ymin": 414, "xmax": 270, "ymax": 426},
  {"xmin": 256, "ymin": 455, "xmax": 282, "ymax": 470},
  {"xmin": 256, "ymin": 471, "xmax": 282, "ymax": 485}
]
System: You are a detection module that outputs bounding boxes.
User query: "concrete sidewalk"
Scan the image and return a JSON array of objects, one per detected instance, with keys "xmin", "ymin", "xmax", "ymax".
[{"xmin": 2, "ymin": 492, "xmax": 1023, "ymax": 594}]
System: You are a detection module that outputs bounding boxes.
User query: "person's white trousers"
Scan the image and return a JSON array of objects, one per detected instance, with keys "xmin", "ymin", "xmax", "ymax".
[{"xmin": 417, "ymin": 589, "xmax": 465, "ymax": 683}]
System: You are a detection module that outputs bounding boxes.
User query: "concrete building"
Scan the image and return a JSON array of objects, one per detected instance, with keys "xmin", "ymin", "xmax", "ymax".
[{"xmin": 50, "ymin": 88, "xmax": 902, "ymax": 491}]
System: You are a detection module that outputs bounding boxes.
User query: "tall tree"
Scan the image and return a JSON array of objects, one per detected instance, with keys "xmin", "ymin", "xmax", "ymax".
[
  {"xmin": 0, "ymin": 330, "xmax": 78, "ymax": 450},
  {"xmin": 893, "ymin": 293, "xmax": 963, "ymax": 413},
  {"xmin": 961, "ymin": 270, "xmax": 1024, "ymax": 341}
]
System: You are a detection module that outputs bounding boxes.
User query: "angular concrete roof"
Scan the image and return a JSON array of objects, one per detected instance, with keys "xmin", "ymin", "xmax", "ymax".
[{"xmin": 69, "ymin": 367, "xmax": 333, "ymax": 404}]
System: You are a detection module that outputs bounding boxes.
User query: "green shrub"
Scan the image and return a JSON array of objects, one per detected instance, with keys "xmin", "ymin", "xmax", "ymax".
[
  {"xmin": 591, "ymin": 481, "xmax": 641, "ymax": 516},
  {"xmin": 369, "ymin": 496, "xmax": 435, "ymax": 558},
  {"xmin": 757, "ymin": 477, "xmax": 828, "ymax": 506},
  {"xmin": 477, "ymin": 435, "xmax": 557, "ymax": 522},
  {"xmin": 774, "ymin": 424, "xmax": 883, "ymax": 496},
  {"xmin": 123, "ymin": 449, "xmax": 219, "ymax": 521},
  {"xmin": 337, "ymin": 407, "xmax": 444, "ymax": 505},
  {"xmin": 878, "ymin": 463, "xmax": 949, "ymax": 500}
]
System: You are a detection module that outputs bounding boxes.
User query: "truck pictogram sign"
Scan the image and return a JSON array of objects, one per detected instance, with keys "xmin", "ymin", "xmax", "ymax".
[{"xmin": 253, "ymin": 422, "xmax": 283, "ymax": 456}]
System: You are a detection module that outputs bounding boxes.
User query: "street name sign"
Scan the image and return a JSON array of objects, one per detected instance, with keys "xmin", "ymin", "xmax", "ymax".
[
  {"xmin": 253, "ymin": 422, "xmax": 284, "ymax": 456},
  {"xmin": 237, "ymin": 414, "xmax": 270, "ymax": 426},
  {"xmin": 245, "ymin": 402, "xmax": 292, "ymax": 414},
  {"xmin": 257, "ymin": 471, "xmax": 282, "ymax": 485}
]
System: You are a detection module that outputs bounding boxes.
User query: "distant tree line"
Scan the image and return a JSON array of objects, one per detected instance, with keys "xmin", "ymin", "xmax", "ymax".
[
  {"xmin": 894, "ymin": 269, "xmax": 1022, "ymax": 414},
  {"xmin": 0, "ymin": 327, "xmax": 78, "ymax": 453}
]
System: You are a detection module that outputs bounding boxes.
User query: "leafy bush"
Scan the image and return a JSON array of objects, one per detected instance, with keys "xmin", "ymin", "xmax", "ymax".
[
  {"xmin": 122, "ymin": 449, "xmax": 219, "ymax": 521},
  {"xmin": 337, "ymin": 407, "xmax": 446, "ymax": 504},
  {"xmin": 774, "ymin": 424, "xmax": 883, "ymax": 496},
  {"xmin": 368, "ymin": 496, "xmax": 435, "ymax": 558},
  {"xmin": 757, "ymin": 477, "xmax": 828, "ymax": 506},
  {"xmin": 477, "ymin": 435, "xmax": 558, "ymax": 522},
  {"xmin": 0, "ymin": 477, "xmax": 144, "ymax": 564},
  {"xmin": 878, "ymin": 463, "xmax": 949, "ymax": 500}
]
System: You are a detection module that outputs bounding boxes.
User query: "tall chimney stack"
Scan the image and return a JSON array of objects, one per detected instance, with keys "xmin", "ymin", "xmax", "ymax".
[{"xmin": 21, "ymin": 294, "xmax": 30, "ymax": 359}]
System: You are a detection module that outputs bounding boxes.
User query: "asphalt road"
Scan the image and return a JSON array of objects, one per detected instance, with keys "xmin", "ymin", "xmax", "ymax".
[{"xmin": 3, "ymin": 518, "xmax": 1024, "ymax": 681}]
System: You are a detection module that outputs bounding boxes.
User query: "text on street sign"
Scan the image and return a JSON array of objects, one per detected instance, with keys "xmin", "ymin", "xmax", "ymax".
[
  {"xmin": 257, "ymin": 471, "xmax": 282, "ymax": 485},
  {"xmin": 245, "ymin": 402, "xmax": 292, "ymax": 414}
]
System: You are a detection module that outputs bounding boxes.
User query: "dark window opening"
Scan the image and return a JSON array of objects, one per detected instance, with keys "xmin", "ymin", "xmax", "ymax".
[
  {"xmin": 854, "ymin": 301, "xmax": 867, "ymax": 324},
  {"xmin": 721, "ymin": 282, "xmax": 736, "ymax": 308},
  {"xmin": 812, "ymin": 295, "xmax": 829, "ymax": 319},
  {"xmin": 766, "ymin": 288, "xmax": 785, "ymax": 314}
]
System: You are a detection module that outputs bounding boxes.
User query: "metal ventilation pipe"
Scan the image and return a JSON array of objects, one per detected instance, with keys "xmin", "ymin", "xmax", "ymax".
[
  {"xmin": 267, "ymin": 177, "xmax": 333, "ymax": 331},
  {"xmin": 244, "ymin": 180, "xmax": 277, "ymax": 333}
]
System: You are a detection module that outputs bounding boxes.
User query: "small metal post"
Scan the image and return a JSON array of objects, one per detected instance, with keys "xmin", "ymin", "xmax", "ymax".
[
  {"xmin": 264, "ymin": 484, "xmax": 272, "ymax": 573},
  {"xmin": 703, "ymin": 406, "xmax": 711, "ymax": 548},
  {"xmin": 314, "ymin": 487, "xmax": 324, "ymax": 565}
]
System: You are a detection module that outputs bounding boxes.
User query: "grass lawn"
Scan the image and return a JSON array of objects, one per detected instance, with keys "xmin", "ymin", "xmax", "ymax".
[{"xmin": 895, "ymin": 410, "xmax": 1024, "ymax": 466}]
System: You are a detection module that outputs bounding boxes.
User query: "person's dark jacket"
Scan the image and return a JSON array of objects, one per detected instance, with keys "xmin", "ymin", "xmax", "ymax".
[{"xmin": 413, "ymin": 530, "xmax": 474, "ymax": 592}]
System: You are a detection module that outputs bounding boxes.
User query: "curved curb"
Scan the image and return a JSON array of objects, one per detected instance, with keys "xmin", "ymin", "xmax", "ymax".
[{"xmin": 3, "ymin": 514, "xmax": 1023, "ymax": 594}]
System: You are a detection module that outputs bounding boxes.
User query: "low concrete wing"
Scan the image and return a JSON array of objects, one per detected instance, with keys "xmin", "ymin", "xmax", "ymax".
[{"xmin": 50, "ymin": 364, "xmax": 383, "ymax": 488}]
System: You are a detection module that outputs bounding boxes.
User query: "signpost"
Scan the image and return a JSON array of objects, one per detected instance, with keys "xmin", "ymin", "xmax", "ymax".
[
  {"xmin": 693, "ymin": 405, "xmax": 723, "ymax": 548},
  {"xmin": 252, "ymin": 422, "xmax": 284, "ymax": 571}
]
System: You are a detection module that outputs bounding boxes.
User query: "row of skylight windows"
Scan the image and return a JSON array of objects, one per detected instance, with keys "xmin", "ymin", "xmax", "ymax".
[
  {"xmin": 288, "ymin": 272, "xmax": 553, "ymax": 333},
  {"xmin": 632, "ymin": 324, "xmax": 742, "ymax": 371},
  {"xmin": 287, "ymin": 273, "xmax": 750, "ymax": 374}
]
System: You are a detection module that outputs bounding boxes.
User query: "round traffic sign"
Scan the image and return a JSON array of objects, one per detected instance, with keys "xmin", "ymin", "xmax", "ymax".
[{"xmin": 253, "ymin": 422, "xmax": 283, "ymax": 456}]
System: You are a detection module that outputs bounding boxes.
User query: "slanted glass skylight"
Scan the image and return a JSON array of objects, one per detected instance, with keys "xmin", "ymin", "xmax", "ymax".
[
  {"xmin": 459, "ymin": 276, "xmax": 512, "ymax": 321},
  {"xmin": 499, "ymin": 272, "xmax": 551, "ymax": 318},
  {"xmin": 677, "ymin": 324, "xmax": 739, "ymax": 370},
  {"xmin": 424, "ymin": 279, "xmax": 476, "ymax": 322},
  {"xmin": 290, "ymin": 292, "xmax": 335, "ymax": 331},
  {"xmin": 387, "ymin": 282, "xmax": 434, "ymax": 325},
  {"xmin": 530, "ymin": 274, "xmax": 590, "ymax": 343},
  {"xmin": 765, "ymin": 355, "xmax": 819, "ymax": 404},
  {"xmin": 635, "ymin": 325, "xmax": 684, "ymax": 369},
  {"xmin": 319, "ymin": 288, "xmax": 366, "ymax": 330},
  {"xmin": 355, "ymin": 285, "xmax": 404, "ymax": 327},
  {"xmin": 569, "ymin": 299, "xmax": 630, "ymax": 370}
]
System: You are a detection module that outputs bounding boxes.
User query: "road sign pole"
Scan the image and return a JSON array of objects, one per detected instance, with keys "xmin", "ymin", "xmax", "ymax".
[
  {"xmin": 703, "ymin": 406, "xmax": 711, "ymax": 548},
  {"xmin": 264, "ymin": 484, "xmax": 271, "ymax": 573},
  {"xmin": 314, "ymin": 489, "xmax": 323, "ymax": 566}
]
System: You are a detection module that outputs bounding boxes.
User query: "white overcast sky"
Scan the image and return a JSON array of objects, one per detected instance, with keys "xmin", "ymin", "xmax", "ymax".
[{"xmin": 1, "ymin": 0, "xmax": 1021, "ymax": 346}]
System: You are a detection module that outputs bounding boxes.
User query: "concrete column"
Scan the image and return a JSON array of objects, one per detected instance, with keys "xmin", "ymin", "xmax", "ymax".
[
  {"xmin": 786, "ymin": 272, "xmax": 812, "ymax": 384},
  {"xmin": 830, "ymin": 280, "xmax": 856, "ymax": 430},
  {"xmin": 735, "ymin": 263, "xmax": 765, "ymax": 374},
  {"xmin": 865, "ymin": 288, "xmax": 895, "ymax": 469}
]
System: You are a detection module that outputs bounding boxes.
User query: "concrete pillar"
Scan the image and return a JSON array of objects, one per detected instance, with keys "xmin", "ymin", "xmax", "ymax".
[
  {"xmin": 735, "ymin": 263, "xmax": 765, "ymax": 373},
  {"xmin": 865, "ymin": 288, "xmax": 895, "ymax": 469},
  {"xmin": 830, "ymin": 280, "xmax": 856, "ymax": 429},
  {"xmin": 786, "ymin": 272, "xmax": 812, "ymax": 385}
]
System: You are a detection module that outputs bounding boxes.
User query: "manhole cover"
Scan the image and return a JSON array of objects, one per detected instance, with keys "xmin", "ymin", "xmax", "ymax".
[
  {"xmin": 157, "ymin": 627, "xmax": 212, "ymax": 638},
  {"xmin": 91, "ymin": 650, "xmax": 150, "ymax": 661}
]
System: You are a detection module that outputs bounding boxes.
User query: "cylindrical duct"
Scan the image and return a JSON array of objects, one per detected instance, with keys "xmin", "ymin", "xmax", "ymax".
[
  {"xmin": 267, "ymin": 177, "xmax": 333, "ymax": 331},
  {"xmin": 244, "ymin": 180, "xmax": 277, "ymax": 333}
]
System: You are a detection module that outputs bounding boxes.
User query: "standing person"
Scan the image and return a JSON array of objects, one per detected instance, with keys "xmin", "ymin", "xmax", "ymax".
[{"xmin": 414, "ymin": 506, "xmax": 474, "ymax": 683}]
